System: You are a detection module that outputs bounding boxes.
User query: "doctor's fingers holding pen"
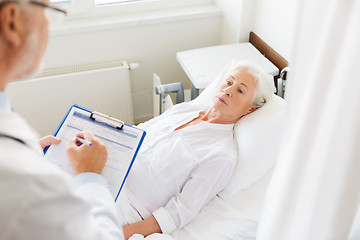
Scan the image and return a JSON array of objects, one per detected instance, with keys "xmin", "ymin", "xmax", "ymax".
[{"xmin": 66, "ymin": 130, "xmax": 108, "ymax": 176}]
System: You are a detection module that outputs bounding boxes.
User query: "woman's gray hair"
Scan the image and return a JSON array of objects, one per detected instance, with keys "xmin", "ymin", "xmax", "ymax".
[{"xmin": 224, "ymin": 60, "xmax": 276, "ymax": 107}]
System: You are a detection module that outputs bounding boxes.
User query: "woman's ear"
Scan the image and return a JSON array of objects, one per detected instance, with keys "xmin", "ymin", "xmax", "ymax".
[
  {"xmin": 0, "ymin": 3, "xmax": 23, "ymax": 47},
  {"xmin": 246, "ymin": 106, "xmax": 258, "ymax": 116}
]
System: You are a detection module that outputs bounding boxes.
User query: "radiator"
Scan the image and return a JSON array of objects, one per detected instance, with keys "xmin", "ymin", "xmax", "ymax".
[{"xmin": 6, "ymin": 61, "xmax": 135, "ymax": 136}]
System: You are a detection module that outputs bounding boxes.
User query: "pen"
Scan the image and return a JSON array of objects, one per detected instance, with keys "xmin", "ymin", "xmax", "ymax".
[{"xmin": 76, "ymin": 137, "xmax": 92, "ymax": 146}]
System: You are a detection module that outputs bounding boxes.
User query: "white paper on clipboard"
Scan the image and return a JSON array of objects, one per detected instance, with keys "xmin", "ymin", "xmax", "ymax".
[{"xmin": 44, "ymin": 104, "xmax": 146, "ymax": 201}]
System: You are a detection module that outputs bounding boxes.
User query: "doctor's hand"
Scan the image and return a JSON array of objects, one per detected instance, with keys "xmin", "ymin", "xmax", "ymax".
[
  {"xmin": 39, "ymin": 135, "xmax": 61, "ymax": 151},
  {"xmin": 66, "ymin": 131, "xmax": 108, "ymax": 176}
]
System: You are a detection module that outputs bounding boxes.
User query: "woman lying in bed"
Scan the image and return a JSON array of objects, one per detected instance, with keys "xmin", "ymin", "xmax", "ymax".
[{"xmin": 119, "ymin": 61, "xmax": 275, "ymax": 239}]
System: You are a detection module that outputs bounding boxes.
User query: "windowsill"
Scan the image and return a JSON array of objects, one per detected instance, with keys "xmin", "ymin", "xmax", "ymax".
[{"xmin": 50, "ymin": 4, "xmax": 222, "ymax": 36}]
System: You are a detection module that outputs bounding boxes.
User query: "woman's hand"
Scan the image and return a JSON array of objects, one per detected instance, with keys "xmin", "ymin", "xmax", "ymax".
[{"xmin": 39, "ymin": 135, "xmax": 61, "ymax": 151}]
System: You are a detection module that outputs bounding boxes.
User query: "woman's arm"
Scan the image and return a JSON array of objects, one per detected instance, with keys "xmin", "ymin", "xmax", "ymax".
[
  {"xmin": 122, "ymin": 216, "xmax": 161, "ymax": 240},
  {"xmin": 153, "ymin": 158, "xmax": 236, "ymax": 234}
]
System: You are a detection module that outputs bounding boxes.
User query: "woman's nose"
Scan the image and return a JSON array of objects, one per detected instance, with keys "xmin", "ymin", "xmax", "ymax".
[{"xmin": 223, "ymin": 87, "xmax": 233, "ymax": 97}]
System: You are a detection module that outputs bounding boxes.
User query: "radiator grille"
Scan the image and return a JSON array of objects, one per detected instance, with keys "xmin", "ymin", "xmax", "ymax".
[{"xmin": 34, "ymin": 61, "xmax": 129, "ymax": 79}]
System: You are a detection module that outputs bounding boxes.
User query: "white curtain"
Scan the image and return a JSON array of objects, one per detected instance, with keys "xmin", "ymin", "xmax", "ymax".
[{"xmin": 256, "ymin": 0, "xmax": 360, "ymax": 239}]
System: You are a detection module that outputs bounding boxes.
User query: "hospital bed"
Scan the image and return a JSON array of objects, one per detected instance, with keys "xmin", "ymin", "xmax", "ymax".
[{"xmin": 134, "ymin": 32, "xmax": 289, "ymax": 240}]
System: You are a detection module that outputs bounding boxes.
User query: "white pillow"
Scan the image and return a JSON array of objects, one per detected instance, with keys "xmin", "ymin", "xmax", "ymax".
[{"xmin": 219, "ymin": 94, "xmax": 285, "ymax": 199}]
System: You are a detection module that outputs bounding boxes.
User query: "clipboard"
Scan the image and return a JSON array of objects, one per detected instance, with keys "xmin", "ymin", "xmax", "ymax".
[{"xmin": 44, "ymin": 104, "xmax": 146, "ymax": 202}]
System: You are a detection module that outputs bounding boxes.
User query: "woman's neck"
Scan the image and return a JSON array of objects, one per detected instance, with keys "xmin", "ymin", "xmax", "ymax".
[
  {"xmin": 201, "ymin": 108, "xmax": 234, "ymax": 124},
  {"xmin": 174, "ymin": 108, "xmax": 234, "ymax": 131}
]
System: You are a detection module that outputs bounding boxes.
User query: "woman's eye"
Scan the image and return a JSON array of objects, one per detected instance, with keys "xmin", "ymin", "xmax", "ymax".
[
  {"xmin": 238, "ymin": 89, "xmax": 243, "ymax": 94},
  {"xmin": 226, "ymin": 81, "xmax": 231, "ymax": 85}
]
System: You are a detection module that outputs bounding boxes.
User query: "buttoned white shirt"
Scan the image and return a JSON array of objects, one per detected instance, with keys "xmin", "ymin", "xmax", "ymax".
[{"xmin": 125, "ymin": 102, "xmax": 237, "ymax": 233}]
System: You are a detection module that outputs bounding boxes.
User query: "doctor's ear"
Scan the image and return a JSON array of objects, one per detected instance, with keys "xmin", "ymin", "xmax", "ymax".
[{"xmin": 0, "ymin": 3, "xmax": 23, "ymax": 47}]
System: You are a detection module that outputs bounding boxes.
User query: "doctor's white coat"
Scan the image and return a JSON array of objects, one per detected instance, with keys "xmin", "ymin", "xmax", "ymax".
[{"xmin": 0, "ymin": 108, "xmax": 124, "ymax": 240}]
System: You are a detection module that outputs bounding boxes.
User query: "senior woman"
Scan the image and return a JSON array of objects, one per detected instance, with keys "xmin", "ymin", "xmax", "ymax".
[{"xmin": 119, "ymin": 61, "xmax": 275, "ymax": 239}]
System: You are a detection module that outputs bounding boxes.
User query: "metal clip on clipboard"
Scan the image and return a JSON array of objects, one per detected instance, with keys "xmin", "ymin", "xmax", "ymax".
[{"xmin": 89, "ymin": 111, "xmax": 124, "ymax": 130}]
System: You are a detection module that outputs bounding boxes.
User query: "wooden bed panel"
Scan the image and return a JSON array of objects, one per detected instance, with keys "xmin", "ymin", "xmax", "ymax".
[{"xmin": 249, "ymin": 32, "xmax": 289, "ymax": 72}]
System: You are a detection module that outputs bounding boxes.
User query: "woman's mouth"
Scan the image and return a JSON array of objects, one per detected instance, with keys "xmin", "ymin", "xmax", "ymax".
[{"xmin": 218, "ymin": 97, "xmax": 227, "ymax": 105}]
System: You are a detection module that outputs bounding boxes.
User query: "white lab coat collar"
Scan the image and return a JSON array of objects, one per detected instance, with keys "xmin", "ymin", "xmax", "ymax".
[{"xmin": 0, "ymin": 108, "xmax": 42, "ymax": 154}]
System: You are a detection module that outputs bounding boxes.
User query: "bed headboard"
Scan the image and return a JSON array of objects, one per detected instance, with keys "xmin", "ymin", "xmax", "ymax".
[
  {"xmin": 249, "ymin": 32, "xmax": 289, "ymax": 96},
  {"xmin": 249, "ymin": 32, "xmax": 289, "ymax": 74}
]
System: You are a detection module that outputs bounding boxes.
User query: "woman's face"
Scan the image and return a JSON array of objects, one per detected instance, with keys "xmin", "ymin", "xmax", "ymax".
[{"xmin": 213, "ymin": 69, "xmax": 258, "ymax": 123}]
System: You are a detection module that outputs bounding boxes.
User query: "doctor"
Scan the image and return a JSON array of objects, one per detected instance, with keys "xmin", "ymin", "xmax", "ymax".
[{"xmin": 0, "ymin": 0, "xmax": 124, "ymax": 239}]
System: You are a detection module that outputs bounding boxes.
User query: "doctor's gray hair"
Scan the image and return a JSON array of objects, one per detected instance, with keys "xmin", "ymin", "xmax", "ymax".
[
  {"xmin": 224, "ymin": 60, "xmax": 276, "ymax": 107},
  {"xmin": 0, "ymin": 0, "xmax": 30, "ymax": 12},
  {"xmin": 0, "ymin": 0, "xmax": 27, "ymax": 3}
]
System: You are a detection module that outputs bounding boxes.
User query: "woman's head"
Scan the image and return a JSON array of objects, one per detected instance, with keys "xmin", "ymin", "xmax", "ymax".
[{"xmin": 211, "ymin": 61, "xmax": 275, "ymax": 123}]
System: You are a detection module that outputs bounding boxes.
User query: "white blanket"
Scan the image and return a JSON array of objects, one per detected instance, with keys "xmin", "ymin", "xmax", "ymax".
[{"xmin": 129, "ymin": 170, "xmax": 274, "ymax": 240}]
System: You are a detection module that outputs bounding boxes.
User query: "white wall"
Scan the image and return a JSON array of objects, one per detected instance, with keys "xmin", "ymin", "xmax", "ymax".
[
  {"xmin": 43, "ymin": 9, "xmax": 221, "ymax": 123},
  {"xmin": 213, "ymin": 0, "xmax": 243, "ymax": 44},
  {"xmin": 213, "ymin": 0, "xmax": 298, "ymax": 62},
  {"xmin": 252, "ymin": 0, "xmax": 299, "ymax": 62}
]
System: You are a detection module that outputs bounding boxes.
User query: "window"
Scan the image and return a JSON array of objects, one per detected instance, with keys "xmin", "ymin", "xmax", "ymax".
[
  {"xmin": 50, "ymin": 0, "xmax": 69, "ymax": 2},
  {"xmin": 95, "ymin": 0, "xmax": 149, "ymax": 6},
  {"xmin": 50, "ymin": 0, "xmax": 212, "ymax": 19}
]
